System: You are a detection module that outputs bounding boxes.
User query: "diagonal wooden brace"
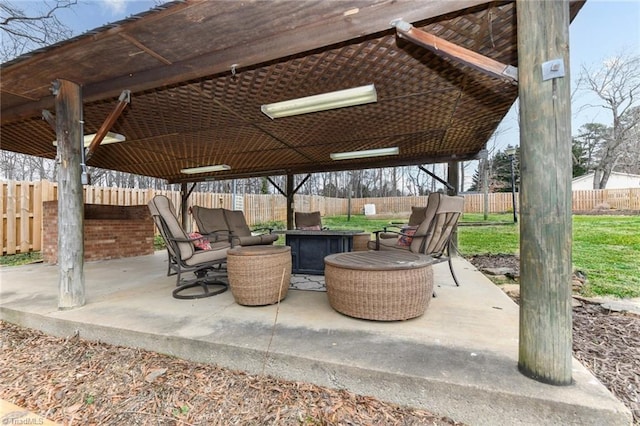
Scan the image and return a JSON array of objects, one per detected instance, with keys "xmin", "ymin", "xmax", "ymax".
[
  {"xmin": 85, "ymin": 90, "xmax": 131, "ymax": 161},
  {"xmin": 391, "ymin": 19, "xmax": 518, "ymax": 84}
]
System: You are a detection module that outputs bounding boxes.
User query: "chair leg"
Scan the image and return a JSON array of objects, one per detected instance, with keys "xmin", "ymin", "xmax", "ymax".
[
  {"xmin": 445, "ymin": 240, "xmax": 461, "ymax": 287},
  {"xmin": 172, "ymin": 279, "xmax": 228, "ymax": 299},
  {"xmin": 447, "ymin": 255, "xmax": 460, "ymax": 287},
  {"xmin": 172, "ymin": 265, "xmax": 228, "ymax": 299}
]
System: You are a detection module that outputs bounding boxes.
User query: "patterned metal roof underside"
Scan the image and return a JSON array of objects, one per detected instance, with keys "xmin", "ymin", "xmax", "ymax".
[{"xmin": 0, "ymin": 1, "xmax": 585, "ymax": 183}]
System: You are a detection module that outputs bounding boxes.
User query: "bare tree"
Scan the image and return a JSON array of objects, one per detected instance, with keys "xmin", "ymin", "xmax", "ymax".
[
  {"xmin": 0, "ymin": 1, "xmax": 76, "ymax": 61},
  {"xmin": 1, "ymin": 1, "xmax": 78, "ymax": 181},
  {"xmin": 577, "ymin": 53, "xmax": 640, "ymax": 188}
]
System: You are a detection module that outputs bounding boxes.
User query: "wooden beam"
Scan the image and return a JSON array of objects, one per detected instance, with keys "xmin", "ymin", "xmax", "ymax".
[
  {"xmin": 53, "ymin": 79, "xmax": 85, "ymax": 309},
  {"xmin": 1, "ymin": 0, "xmax": 488, "ymax": 122},
  {"xmin": 118, "ymin": 33, "xmax": 173, "ymax": 65},
  {"xmin": 293, "ymin": 174, "xmax": 312, "ymax": 194},
  {"xmin": 392, "ymin": 19, "xmax": 518, "ymax": 84},
  {"xmin": 85, "ymin": 90, "xmax": 130, "ymax": 161},
  {"xmin": 41, "ymin": 110, "xmax": 55, "ymax": 130},
  {"xmin": 516, "ymin": 0, "xmax": 573, "ymax": 385}
]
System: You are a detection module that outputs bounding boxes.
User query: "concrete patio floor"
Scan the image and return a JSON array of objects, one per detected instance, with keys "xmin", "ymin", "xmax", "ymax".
[{"xmin": 0, "ymin": 252, "xmax": 632, "ymax": 425}]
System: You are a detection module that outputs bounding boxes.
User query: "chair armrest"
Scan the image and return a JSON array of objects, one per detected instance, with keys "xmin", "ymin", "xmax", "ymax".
[
  {"xmin": 250, "ymin": 226, "xmax": 273, "ymax": 234},
  {"xmin": 202, "ymin": 230, "xmax": 231, "ymax": 243}
]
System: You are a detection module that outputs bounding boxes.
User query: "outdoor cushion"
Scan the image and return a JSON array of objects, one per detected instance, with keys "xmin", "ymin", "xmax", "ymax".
[
  {"xmin": 295, "ymin": 211, "xmax": 323, "ymax": 230},
  {"xmin": 192, "ymin": 206, "xmax": 278, "ymax": 247},
  {"xmin": 408, "ymin": 206, "xmax": 428, "ymax": 226}
]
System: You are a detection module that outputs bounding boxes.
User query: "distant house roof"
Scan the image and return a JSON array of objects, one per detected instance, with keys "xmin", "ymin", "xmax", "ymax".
[{"xmin": 572, "ymin": 172, "xmax": 640, "ymax": 190}]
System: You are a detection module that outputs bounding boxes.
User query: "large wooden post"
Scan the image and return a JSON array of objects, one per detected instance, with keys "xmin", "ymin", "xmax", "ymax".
[
  {"xmin": 54, "ymin": 79, "xmax": 85, "ymax": 309},
  {"xmin": 516, "ymin": 0, "xmax": 573, "ymax": 385}
]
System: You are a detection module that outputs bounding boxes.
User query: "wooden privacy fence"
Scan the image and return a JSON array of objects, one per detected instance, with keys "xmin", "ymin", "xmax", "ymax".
[{"xmin": 2, "ymin": 180, "xmax": 639, "ymax": 255}]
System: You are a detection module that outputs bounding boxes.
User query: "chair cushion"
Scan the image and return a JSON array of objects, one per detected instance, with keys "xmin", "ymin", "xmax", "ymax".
[
  {"xmin": 192, "ymin": 206, "xmax": 227, "ymax": 235},
  {"xmin": 295, "ymin": 211, "xmax": 322, "ymax": 229},
  {"xmin": 224, "ymin": 210, "xmax": 252, "ymax": 237},
  {"xmin": 184, "ymin": 243, "xmax": 229, "ymax": 266},
  {"xmin": 234, "ymin": 233, "xmax": 278, "ymax": 246},
  {"xmin": 408, "ymin": 206, "xmax": 428, "ymax": 226},
  {"xmin": 367, "ymin": 237, "xmax": 410, "ymax": 251},
  {"xmin": 298, "ymin": 225, "xmax": 321, "ymax": 231}
]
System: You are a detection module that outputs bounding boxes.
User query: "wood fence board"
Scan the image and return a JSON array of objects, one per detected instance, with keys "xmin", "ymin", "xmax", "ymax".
[
  {"xmin": 33, "ymin": 181, "xmax": 43, "ymax": 251},
  {"xmin": 20, "ymin": 182, "xmax": 30, "ymax": 252},
  {"xmin": 5, "ymin": 181, "xmax": 16, "ymax": 254},
  {"xmin": 2, "ymin": 180, "xmax": 639, "ymax": 255},
  {"xmin": 0, "ymin": 182, "xmax": 4, "ymax": 255}
]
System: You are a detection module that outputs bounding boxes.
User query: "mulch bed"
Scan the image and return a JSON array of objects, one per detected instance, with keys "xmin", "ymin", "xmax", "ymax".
[
  {"xmin": 0, "ymin": 321, "xmax": 462, "ymax": 425},
  {"xmin": 573, "ymin": 303, "xmax": 640, "ymax": 423},
  {"xmin": 468, "ymin": 254, "xmax": 640, "ymax": 424},
  {"xmin": 1, "ymin": 254, "xmax": 638, "ymax": 424}
]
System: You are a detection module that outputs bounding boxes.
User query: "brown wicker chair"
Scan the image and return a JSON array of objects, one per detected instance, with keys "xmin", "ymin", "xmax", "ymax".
[
  {"xmin": 368, "ymin": 192, "xmax": 464, "ymax": 287},
  {"xmin": 148, "ymin": 195, "xmax": 230, "ymax": 299},
  {"xmin": 191, "ymin": 206, "xmax": 278, "ymax": 247},
  {"xmin": 294, "ymin": 211, "xmax": 325, "ymax": 230}
]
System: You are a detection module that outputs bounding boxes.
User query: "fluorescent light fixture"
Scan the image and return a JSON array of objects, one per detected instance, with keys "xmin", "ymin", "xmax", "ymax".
[
  {"xmin": 180, "ymin": 164, "xmax": 231, "ymax": 174},
  {"xmin": 330, "ymin": 147, "xmax": 399, "ymax": 161},
  {"xmin": 52, "ymin": 132, "xmax": 126, "ymax": 146},
  {"xmin": 261, "ymin": 84, "xmax": 377, "ymax": 119}
]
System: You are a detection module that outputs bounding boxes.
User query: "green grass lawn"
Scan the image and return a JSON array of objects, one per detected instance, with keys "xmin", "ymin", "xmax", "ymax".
[{"xmin": 324, "ymin": 213, "xmax": 640, "ymax": 299}]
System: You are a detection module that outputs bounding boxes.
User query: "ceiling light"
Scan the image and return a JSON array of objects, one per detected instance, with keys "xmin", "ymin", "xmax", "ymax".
[
  {"xmin": 180, "ymin": 164, "xmax": 231, "ymax": 174},
  {"xmin": 330, "ymin": 147, "xmax": 399, "ymax": 161},
  {"xmin": 52, "ymin": 132, "xmax": 125, "ymax": 146},
  {"xmin": 261, "ymin": 84, "xmax": 377, "ymax": 119}
]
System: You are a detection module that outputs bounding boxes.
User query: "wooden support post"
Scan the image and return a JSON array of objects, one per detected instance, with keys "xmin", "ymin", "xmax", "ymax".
[
  {"xmin": 53, "ymin": 79, "xmax": 85, "ymax": 309},
  {"xmin": 180, "ymin": 183, "xmax": 189, "ymax": 229},
  {"xmin": 516, "ymin": 0, "xmax": 573, "ymax": 385},
  {"xmin": 447, "ymin": 161, "xmax": 460, "ymax": 249},
  {"xmin": 286, "ymin": 174, "xmax": 294, "ymax": 230}
]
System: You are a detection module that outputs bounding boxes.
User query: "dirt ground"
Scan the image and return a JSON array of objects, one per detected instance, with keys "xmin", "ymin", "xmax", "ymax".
[{"xmin": 1, "ymin": 254, "xmax": 638, "ymax": 425}]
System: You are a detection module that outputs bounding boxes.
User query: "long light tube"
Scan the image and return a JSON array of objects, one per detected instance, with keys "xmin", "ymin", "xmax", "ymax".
[
  {"xmin": 180, "ymin": 164, "xmax": 231, "ymax": 174},
  {"xmin": 261, "ymin": 84, "xmax": 377, "ymax": 119},
  {"xmin": 52, "ymin": 131, "xmax": 125, "ymax": 147},
  {"xmin": 330, "ymin": 147, "xmax": 399, "ymax": 161}
]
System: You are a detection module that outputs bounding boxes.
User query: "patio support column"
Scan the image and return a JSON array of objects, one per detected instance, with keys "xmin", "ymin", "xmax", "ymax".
[
  {"xmin": 516, "ymin": 0, "xmax": 573, "ymax": 385},
  {"xmin": 286, "ymin": 174, "xmax": 294, "ymax": 230},
  {"xmin": 53, "ymin": 79, "xmax": 85, "ymax": 309},
  {"xmin": 447, "ymin": 161, "xmax": 460, "ymax": 249},
  {"xmin": 180, "ymin": 183, "xmax": 188, "ymax": 229}
]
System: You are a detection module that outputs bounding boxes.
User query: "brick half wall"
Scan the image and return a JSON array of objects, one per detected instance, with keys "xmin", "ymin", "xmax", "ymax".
[{"xmin": 43, "ymin": 202, "xmax": 155, "ymax": 264}]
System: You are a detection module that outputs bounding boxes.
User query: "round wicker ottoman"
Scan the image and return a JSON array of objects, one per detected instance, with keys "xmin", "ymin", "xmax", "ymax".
[
  {"xmin": 227, "ymin": 245, "xmax": 291, "ymax": 306},
  {"xmin": 324, "ymin": 251, "xmax": 434, "ymax": 321}
]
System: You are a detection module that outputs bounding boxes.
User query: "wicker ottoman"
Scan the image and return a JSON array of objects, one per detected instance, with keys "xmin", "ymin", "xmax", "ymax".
[
  {"xmin": 227, "ymin": 245, "xmax": 291, "ymax": 306},
  {"xmin": 324, "ymin": 251, "xmax": 434, "ymax": 321}
]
